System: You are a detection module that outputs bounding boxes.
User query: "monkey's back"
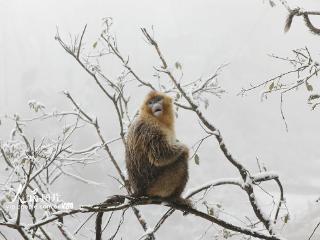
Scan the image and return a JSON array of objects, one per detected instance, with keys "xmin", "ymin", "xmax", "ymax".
[{"xmin": 125, "ymin": 118, "xmax": 168, "ymax": 196}]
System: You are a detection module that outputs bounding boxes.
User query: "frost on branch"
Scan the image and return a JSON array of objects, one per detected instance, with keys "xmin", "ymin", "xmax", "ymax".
[
  {"xmin": 28, "ymin": 100, "xmax": 45, "ymax": 113},
  {"xmin": 239, "ymin": 46, "xmax": 320, "ymax": 130},
  {"xmin": 0, "ymin": 20, "xmax": 289, "ymax": 240}
]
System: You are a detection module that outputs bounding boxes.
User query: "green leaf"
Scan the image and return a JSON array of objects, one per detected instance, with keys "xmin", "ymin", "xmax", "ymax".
[
  {"xmin": 208, "ymin": 208, "xmax": 214, "ymax": 216},
  {"xmin": 175, "ymin": 61, "xmax": 182, "ymax": 70},
  {"xmin": 93, "ymin": 42, "xmax": 98, "ymax": 48},
  {"xmin": 269, "ymin": 82, "xmax": 274, "ymax": 91},
  {"xmin": 194, "ymin": 154, "xmax": 200, "ymax": 165},
  {"xmin": 306, "ymin": 82, "xmax": 313, "ymax": 91},
  {"xmin": 204, "ymin": 98, "xmax": 209, "ymax": 109},
  {"xmin": 63, "ymin": 126, "xmax": 71, "ymax": 134},
  {"xmin": 0, "ymin": 198, "xmax": 6, "ymax": 205},
  {"xmin": 269, "ymin": 0, "xmax": 275, "ymax": 7},
  {"xmin": 284, "ymin": 214, "xmax": 290, "ymax": 224},
  {"xmin": 223, "ymin": 229, "xmax": 231, "ymax": 239},
  {"xmin": 309, "ymin": 94, "xmax": 320, "ymax": 101},
  {"xmin": 5, "ymin": 194, "xmax": 12, "ymax": 201}
]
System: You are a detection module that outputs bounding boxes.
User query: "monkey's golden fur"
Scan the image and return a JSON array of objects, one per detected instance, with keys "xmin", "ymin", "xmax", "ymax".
[{"xmin": 125, "ymin": 91, "xmax": 189, "ymax": 199}]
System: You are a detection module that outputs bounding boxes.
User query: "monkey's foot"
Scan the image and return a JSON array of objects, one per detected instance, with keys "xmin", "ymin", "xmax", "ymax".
[{"xmin": 171, "ymin": 198, "xmax": 193, "ymax": 215}]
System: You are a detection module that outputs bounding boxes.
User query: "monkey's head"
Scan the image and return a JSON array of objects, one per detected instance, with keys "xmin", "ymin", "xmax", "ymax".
[{"xmin": 140, "ymin": 91, "xmax": 174, "ymax": 128}]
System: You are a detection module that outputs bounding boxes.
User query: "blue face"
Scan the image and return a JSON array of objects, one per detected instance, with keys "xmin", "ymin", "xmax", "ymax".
[{"xmin": 148, "ymin": 96, "xmax": 164, "ymax": 117}]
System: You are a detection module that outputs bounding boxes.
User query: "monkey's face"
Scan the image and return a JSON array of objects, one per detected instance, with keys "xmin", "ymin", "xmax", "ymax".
[
  {"xmin": 141, "ymin": 91, "xmax": 174, "ymax": 127},
  {"xmin": 148, "ymin": 95, "xmax": 164, "ymax": 117}
]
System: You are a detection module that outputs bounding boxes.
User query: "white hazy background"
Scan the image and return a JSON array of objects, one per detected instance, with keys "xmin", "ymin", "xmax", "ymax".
[{"xmin": 1, "ymin": 0, "xmax": 320, "ymax": 239}]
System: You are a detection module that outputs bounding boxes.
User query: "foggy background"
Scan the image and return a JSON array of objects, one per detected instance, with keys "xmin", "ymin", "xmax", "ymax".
[{"xmin": 1, "ymin": 0, "xmax": 320, "ymax": 239}]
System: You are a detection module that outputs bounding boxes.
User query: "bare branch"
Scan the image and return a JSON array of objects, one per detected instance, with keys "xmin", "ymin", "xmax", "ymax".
[
  {"xmin": 282, "ymin": 5, "xmax": 320, "ymax": 35},
  {"xmin": 77, "ymin": 24, "xmax": 87, "ymax": 59},
  {"xmin": 308, "ymin": 221, "xmax": 320, "ymax": 240},
  {"xmin": 141, "ymin": 27, "xmax": 279, "ymax": 235}
]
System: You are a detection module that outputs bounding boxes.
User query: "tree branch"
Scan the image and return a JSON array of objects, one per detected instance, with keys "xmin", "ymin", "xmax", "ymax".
[
  {"xmin": 141, "ymin": 27, "xmax": 278, "ymax": 235},
  {"xmin": 1, "ymin": 195, "xmax": 285, "ymax": 240}
]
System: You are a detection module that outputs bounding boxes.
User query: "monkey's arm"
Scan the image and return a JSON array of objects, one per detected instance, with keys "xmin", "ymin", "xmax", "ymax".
[{"xmin": 147, "ymin": 131, "xmax": 188, "ymax": 167}]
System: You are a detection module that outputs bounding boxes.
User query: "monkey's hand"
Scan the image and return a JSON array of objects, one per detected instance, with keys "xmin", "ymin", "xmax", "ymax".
[{"xmin": 148, "ymin": 141, "xmax": 188, "ymax": 167}]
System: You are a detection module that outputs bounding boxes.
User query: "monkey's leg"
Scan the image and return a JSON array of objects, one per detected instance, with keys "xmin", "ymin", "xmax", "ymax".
[{"xmin": 147, "ymin": 158, "xmax": 188, "ymax": 198}]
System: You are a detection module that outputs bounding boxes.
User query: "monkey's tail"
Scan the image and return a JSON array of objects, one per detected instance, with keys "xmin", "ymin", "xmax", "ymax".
[{"xmin": 95, "ymin": 195, "xmax": 127, "ymax": 240}]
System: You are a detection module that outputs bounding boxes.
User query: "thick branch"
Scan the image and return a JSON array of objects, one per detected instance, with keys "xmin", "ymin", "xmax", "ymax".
[
  {"xmin": 1, "ymin": 196, "xmax": 285, "ymax": 240},
  {"xmin": 283, "ymin": 6, "xmax": 320, "ymax": 35}
]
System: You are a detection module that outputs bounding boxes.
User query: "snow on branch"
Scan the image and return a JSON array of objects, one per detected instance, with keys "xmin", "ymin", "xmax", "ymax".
[
  {"xmin": 140, "ymin": 27, "xmax": 285, "ymax": 236},
  {"xmin": 0, "ymin": 20, "xmax": 289, "ymax": 240}
]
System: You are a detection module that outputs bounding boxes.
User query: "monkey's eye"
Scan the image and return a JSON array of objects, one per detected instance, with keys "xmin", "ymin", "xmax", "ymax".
[{"xmin": 148, "ymin": 96, "xmax": 163, "ymax": 106}]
